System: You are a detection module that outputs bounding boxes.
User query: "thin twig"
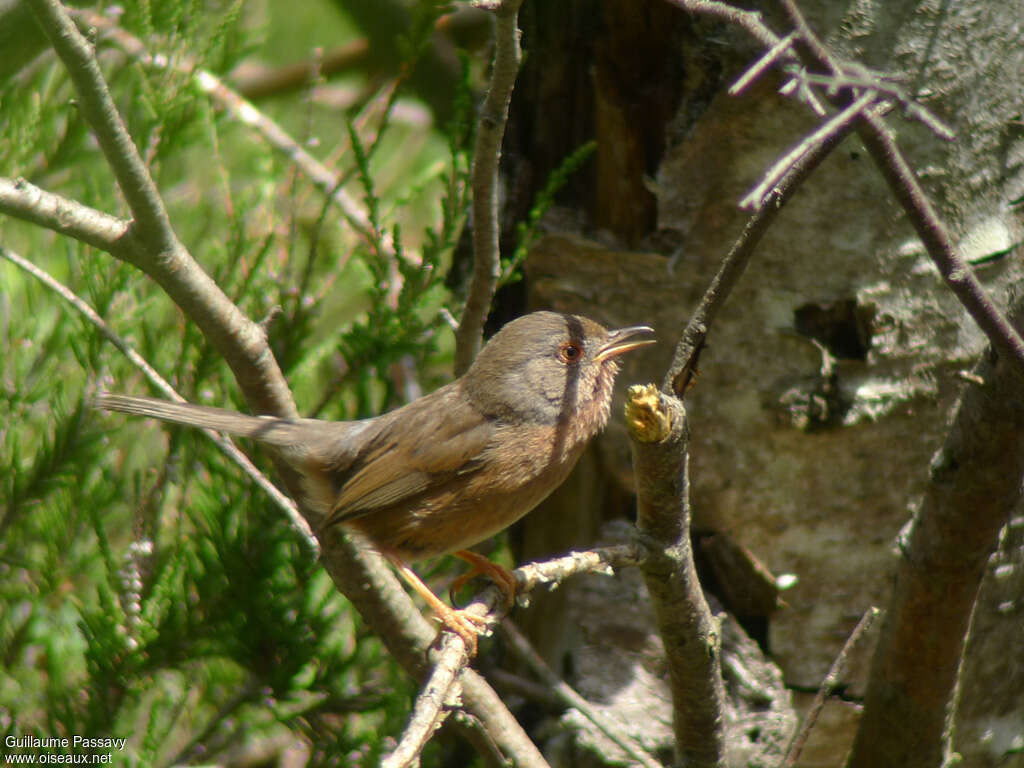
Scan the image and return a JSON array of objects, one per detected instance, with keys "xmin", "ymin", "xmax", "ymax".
[
  {"xmin": 72, "ymin": 8, "xmax": 397, "ymax": 261},
  {"xmin": 729, "ymin": 31, "xmax": 797, "ymax": 96},
  {"xmin": 773, "ymin": 0, "xmax": 1024, "ymax": 375},
  {"xmin": 0, "ymin": 246, "xmax": 320, "ymax": 557},
  {"xmin": 514, "ymin": 543, "xmax": 642, "ymax": 593},
  {"xmin": 739, "ymin": 89, "xmax": 878, "ymax": 209},
  {"xmin": 501, "ymin": 620, "xmax": 665, "ymax": 768},
  {"xmin": 781, "ymin": 67, "xmax": 954, "ymax": 140},
  {"xmin": 26, "ymin": 0, "xmax": 176, "ymax": 252},
  {"xmin": 453, "ymin": 0, "xmax": 524, "ymax": 375},
  {"xmin": 486, "ymin": 668, "xmax": 563, "ymax": 708},
  {"xmin": 662, "ymin": 100, "xmax": 871, "ymax": 397},
  {"xmin": 780, "ymin": 606, "xmax": 879, "ymax": 767},
  {"xmin": 669, "ymin": 0, "xmax": 781, "ymax": 49},
  {"xmin": 383, "ymin": 634, "xmax": 466, "ymax": 768}
]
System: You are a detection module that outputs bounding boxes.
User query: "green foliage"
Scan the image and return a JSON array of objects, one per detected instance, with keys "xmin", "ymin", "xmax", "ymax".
[
  {"xmin": 0, "ymin": 0, "xmax": 474, "ymax": 764},
  {"xmin": 504, "ymin": 139, "xmax": 598, "ymax": 285}
]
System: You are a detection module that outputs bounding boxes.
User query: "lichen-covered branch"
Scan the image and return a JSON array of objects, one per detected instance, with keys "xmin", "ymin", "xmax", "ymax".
[
  {"xmin": 625, "ymin": 385, "xmax": 727, "ymax": 767},
  {"xmin": 382, "ymin": 634, "xmax": 466, "ymax": 768},
  {"xmin": 385, "ymin": 542, "xmax": 645, "ymax": 763}
]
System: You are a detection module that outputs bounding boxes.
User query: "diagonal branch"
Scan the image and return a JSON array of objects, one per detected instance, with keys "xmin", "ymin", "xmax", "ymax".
[
  {"xmin": 782, "ymin": 606, "xmax": 879, "ymax": 767},
  {"xmin": 846, "ymin": 300, "xmax": 1024, "ymax": 768},
  {"xmin": 25, "ymin": 0, "xmax": 174, "ymax": 251},
  {"xmin": 502, "ymin": 620, "xmax": 665, "ymax": 768},
  {"xmin": 662, "ymin": 100, "xmax": 872, "ymax": 397},
  {"xmin": 672, "ymin": 0, "xmax": 1024, "ymax": 376},
  {"xmin": 382, "ymin": 633, "xmax": 467, "ymax": 768},
  {"xmin": 25, "ymin": 0, "xmax": 296, "ymax": 417},
  {"xmin": 773, "ymin": 0, "xmax": 1024, "ymax": 374},
  {"xmin": 17, "ymin": 4, "xmax": 544, "ymax": 764},
  {"xmin": 385, "ymin": 543, "xmax": 644, "ymax": 764},
  {"xmin": 71, "ymin": 8, "xmax": 396, "ymax": 261},
  {"xmin": 668, "ymin": 2, "xmax": 1024, "ymax": 764},
  {"xmin": 0, "ymin": 245, "xmax": 319, "ymax": 556}
]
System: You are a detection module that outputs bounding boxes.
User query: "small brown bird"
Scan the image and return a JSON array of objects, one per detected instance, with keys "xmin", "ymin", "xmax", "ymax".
[{"xmin": 97, "ymin": 311, "xmax": 654, "ymax": 652}]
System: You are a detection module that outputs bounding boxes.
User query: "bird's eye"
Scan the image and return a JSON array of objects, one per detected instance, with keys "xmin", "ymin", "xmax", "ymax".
[{"xmin": 558, "ymin": 342, "xmax": 583, "ymax": 364}]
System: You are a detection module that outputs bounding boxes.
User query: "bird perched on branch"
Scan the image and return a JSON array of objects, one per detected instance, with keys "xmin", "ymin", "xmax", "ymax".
[{"xmin": 97, "ymin": 311, "xmax": 655, "ymax": 654}]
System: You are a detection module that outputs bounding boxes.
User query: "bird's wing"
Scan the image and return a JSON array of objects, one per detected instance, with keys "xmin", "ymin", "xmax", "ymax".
[{"xmin": 323, "ymin": 389, "xmax": 495, "ymax": 526}]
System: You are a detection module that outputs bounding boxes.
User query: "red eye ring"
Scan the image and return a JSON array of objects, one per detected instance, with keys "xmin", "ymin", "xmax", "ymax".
[{"xmin": 558, "ymin": 341, "xmax": 583, "ymax": 364}]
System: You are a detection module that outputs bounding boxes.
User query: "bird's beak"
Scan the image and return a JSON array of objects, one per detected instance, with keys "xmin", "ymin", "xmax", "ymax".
[{"xmin": 594, "ymin": 325, "xmax": 656, "ymax": 362}]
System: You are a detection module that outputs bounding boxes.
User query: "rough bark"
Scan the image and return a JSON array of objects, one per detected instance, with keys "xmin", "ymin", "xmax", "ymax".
[{"xmin": 509, "ymin": 0, "xmax": 1024, "ymax": 763}]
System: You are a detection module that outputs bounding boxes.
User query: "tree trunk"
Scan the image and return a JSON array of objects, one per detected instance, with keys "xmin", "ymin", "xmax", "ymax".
[{"xmin": 506, "ymin": 1, "xmax": 1024, "ymax": 764}]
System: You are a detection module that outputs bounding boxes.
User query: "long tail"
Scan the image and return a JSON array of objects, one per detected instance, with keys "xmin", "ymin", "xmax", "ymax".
[{"xmin": 94, "ymin": 393, "xmax": 325, "ymax": 450}]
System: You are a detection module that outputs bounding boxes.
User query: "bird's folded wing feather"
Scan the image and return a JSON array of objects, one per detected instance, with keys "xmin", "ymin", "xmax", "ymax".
[{"xmin": 324, "ymin": 392, "xmax": 495, "ymax": 525}]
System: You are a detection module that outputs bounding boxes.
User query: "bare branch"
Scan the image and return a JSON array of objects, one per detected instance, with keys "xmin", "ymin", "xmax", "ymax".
[
  {"xmin": 24, "ymin": 1, "xmax": 295, "ymax": 417},
  {"xmin": 729, "ymin": 31, "xmax": 797, "ymax": 96},
  {"xmin": 71, "ymin": 8, "xmax": 395, "ymax": 260},
  {"xmin": 847, "ymin": 302, "xmax": 1024, "ymax": 766},
  {"xmin": 662, "ymin": 101, "xmax": 867, "ymax": 397},
  {"xmin": 385, "ymin": 541, "xmax": 644, "ymax": 762},
  {"xmin": 668, "ymin": 0, "xmax": 1024, "ymax": 386},
  {"xmin": 0, "ymin": 176, "xmax": 129, "ymax": 251},
  {"xmin": 781, "ymin": 606, "xmax": 879, "ymax": 767},
  {"xmin": 770, "ymin": 0, "xmax": 1024, "ymax": 374},
  {"xmin": 855, "ymin": 111, "xmax": 1024, "ymax": 372},
  {"xmin": 383, "ymin": 634, "xmax": 466, "ymax": 768},
  {"xmin": 668, "ymin": 0, "xmax": 781, "ymax": 50},
  {"xmin": 453, "ymin": 0, "xmax": 524, "ymax": 375},
  {"xmin": 502, "ymin": 620, "xmax": 665, "ymax": 768},
  {"xmin": 739, "ymin": 89, "xmax": 878, "ymax": 209},
  {"xmin": 26, "ymin": 0, "xmax": 175, "ymax": 251},
  {"xmin": 0, "ymin": 246, "xmax": 322, "ymax": 555},
  {"xmin": 625, "ymin": 384, "xmax": 727, "ymax": 767},
  {"xmin": 318, "ymin": 534, "xmax": 549, "ymax": 768},
  {"xmin": 515, "ymin": 543, "xmax": 642, "ymax": 592},
  {"xmin": 779, "ymin": 67, "xmax": 954, "ymax": 140}
]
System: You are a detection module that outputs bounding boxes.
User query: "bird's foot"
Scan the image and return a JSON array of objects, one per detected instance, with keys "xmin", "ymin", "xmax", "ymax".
[{"xmin": 451, "ymin": 549, "xmax": 520, "ymax": 611}]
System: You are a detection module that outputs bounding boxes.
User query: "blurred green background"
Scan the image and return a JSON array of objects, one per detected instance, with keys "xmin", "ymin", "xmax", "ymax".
[{"xmin": 0, "ymin": 1, "xmax": 503, "ymax": 764}]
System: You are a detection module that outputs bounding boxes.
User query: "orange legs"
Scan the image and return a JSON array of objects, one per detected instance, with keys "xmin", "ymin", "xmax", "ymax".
[
  {"xmin": 385, "ymin": 550, "xmax": 521, "ymax": 657},
  {"xmin": 388, "ymin": 555, "xmax": 489, "ymax": 656},
  {"xmin": 451, "ymin": 550, "xmax": 520, "ymax": 611}
]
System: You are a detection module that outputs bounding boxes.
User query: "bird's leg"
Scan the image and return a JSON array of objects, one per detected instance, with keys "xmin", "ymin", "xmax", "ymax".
[
  {"xmin": 387, "ymin": 555, "xmax": 487, "ymax": 656},
  {"xmin": 450, "ymin": 549, "xmax": 520, "ymax": 611}
]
